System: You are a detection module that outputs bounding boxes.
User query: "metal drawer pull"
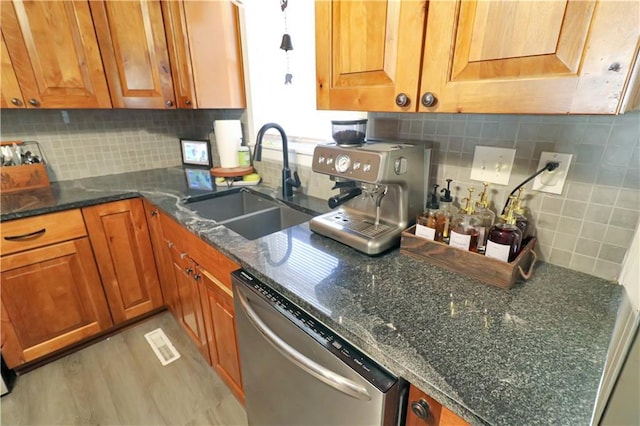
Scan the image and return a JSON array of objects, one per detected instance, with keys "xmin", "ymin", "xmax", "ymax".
[
  {"xmin": 237, "ymin": 291, "xmax": 372, "ymax": 401},
  {"xmin": 4, "ymin": 228, "xmax": 46, "ymax": 241}
]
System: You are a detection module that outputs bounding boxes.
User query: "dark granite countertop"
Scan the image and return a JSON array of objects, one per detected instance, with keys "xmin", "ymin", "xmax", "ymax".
[{"xmin": 1, "ymin": 167, "xmax": 623, "ymax": 426}]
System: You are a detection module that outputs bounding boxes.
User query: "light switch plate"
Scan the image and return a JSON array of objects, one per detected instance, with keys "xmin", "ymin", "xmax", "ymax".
[
  {"xmin": 470, "ymin": 146, "xmax": 516, "ymax": 185},
  {"xmin": 532, "ymin": 152, "xmax": 573, "ymax": 194}
]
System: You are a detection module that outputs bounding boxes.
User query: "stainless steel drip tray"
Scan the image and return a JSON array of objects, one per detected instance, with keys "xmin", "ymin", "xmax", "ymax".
[{"xmin": 309, "ymin": 210, "xmax": 403, "ymax": 255}]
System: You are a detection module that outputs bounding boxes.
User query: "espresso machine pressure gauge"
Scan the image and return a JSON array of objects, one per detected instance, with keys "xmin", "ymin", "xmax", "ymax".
[{"xmin": 335, "ymin": 154, "xmax": 351, "ymax": 173}]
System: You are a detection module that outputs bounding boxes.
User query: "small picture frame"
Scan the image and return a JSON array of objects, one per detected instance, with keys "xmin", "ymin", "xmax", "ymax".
[
  {"xmin": 180, "ymin": 138, "xmax": 212, "ymax": 167},
  {"xmin": 184, "ymin": 167, "xmax": 214, "ymax": 191}
]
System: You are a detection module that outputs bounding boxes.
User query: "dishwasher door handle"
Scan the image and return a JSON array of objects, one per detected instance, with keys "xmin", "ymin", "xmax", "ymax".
[{"xmin": 237, "ymin": 290, "xmax": 372, "ymax": 401}]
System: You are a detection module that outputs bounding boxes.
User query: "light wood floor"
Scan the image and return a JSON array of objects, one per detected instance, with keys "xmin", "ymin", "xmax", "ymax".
[{"xmin": 0, "ymin": 311, "xmax": 247, "ymax": 426}]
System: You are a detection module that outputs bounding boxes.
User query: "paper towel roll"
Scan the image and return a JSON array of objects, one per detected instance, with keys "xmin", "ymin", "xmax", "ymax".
[{"xmin": 214, "ymin": 120, "xmax": 242, "ymax": 168}]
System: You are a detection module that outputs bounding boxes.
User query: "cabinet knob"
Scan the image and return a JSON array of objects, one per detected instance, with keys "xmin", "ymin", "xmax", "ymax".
[
  {"xmin": 28, "ymin": 98, "xmax": 40, "ymax": 107},
  {"xmin": 150, "ymin": 209, "xmax": 158, "ymax": 217},
  {"xmin": 185, "ymin": 267, "xmax": 193, "ymax": 275},
  {"xmin": 421, "ymin": 92, "xmax": 437, "ymax": 107},
  {"xmin": 10, "ymin": 98, "xmax": 22, "ymax": 106},
  {"xmin": 395, "ymin": 93, "xmax": 411, "ymax": 107},
  {"xmin": 166, "ymin": 100, "xmax": 174, "ymax": 107},
  {"xmin": 193, "ymin": 273, "xmax": 201, "ymax": 281},
  {"xmin": 167, "ymin": 241, "xmax": 174, "ymax": 249},
  {"xmin": 410, "ymin": 399, "xmax": 431, "ymax": 421},
  {"xmin": 185, "ymin": 100, "xmax": 192, "ymax": 106}
]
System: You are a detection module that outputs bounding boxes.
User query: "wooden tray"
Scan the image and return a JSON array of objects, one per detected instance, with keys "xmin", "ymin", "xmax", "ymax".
[
  {"xmin": 0, "ymin": 163, "xmax": 50, "ymax": 193},
  {"xmin": 400, "ymin": 225, "xmax": 537, "ymax": 289}
]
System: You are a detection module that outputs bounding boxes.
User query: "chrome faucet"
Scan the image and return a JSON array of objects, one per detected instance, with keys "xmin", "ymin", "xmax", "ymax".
[{"xmin": 254, "ymin": 123, "xmax": 301, "ymax": 198}]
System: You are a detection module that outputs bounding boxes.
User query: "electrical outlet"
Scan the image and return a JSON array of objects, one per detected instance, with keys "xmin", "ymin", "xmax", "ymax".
[
  {"xmin": 470, "ymin": 146, "xmax": 516, "ymax": 185},
  {"xmin": 532, "ymin": 152, "xmax": 573, "ymax": 194}
]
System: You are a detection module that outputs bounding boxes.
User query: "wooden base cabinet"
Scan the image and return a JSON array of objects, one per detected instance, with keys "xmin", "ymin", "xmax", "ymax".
[
  {"xmin": 406, "ymin": 385, "xmax": 469, "ymax": 426},
  {"xmin": 155, "ymin": 207, "xmax": 244, "ymax": 402},
  {"xmin": 0, "ymin": 211, "xmax": 113, "ymax": 368},
  {"xmin": 199, "ymin": 268, "xmax": 244, "ymax": 404},
  {"xmin": 83, "ymin": 199, "xmax": 163, "ymax": 324}
]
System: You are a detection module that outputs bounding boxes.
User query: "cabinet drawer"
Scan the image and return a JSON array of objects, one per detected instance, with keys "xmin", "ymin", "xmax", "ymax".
[{"xmin": 1, "ymin": 210, "xmax": 87, "ymax": 255}]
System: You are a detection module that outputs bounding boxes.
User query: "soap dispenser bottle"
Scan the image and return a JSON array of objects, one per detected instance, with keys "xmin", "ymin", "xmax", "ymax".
[
  {"xmin": 512, "ymin": 188, "xmax": 529, "ymax": 239},
  {"xmin": 416, "ymin": 184, "xmax": 440, "ymax": 241},
  {"xmin": 439, "ymin": 178, "xmax": 456, "ymax": 243},
  {"xmin": 475, "ymin": 182, "xmax": 496, "ymax": 254},
  {"xmin": 449, "ymin": 188, "xmax": 481, "ymax": 252},
  {"xmin": 485, "ymin": 196, "xmax": 523, "ymax": 262}
]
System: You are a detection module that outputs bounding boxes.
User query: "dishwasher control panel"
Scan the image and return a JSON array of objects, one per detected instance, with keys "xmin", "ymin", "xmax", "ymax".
[{"xmin": 236, "ymin": 269, "xmax": 397, "ymax": 393}]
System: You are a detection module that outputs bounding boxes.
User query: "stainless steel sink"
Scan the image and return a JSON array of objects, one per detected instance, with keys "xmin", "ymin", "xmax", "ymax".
[
  {"xmin": 223, "ymin": 206, "xmax": 313, "ymax": 240},
  {"xmin": 186, "ymin": 191, "xmax": 279, "ymax": 222},
  {"xmin": 185, "ymin": 189, "xmax": 314, "ymax": 240}
]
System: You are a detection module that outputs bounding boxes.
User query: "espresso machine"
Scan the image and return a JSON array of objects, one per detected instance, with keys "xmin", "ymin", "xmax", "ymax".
[{"xmin": 310, "ymin": 140, "xmax": 429, "ymax": 255}]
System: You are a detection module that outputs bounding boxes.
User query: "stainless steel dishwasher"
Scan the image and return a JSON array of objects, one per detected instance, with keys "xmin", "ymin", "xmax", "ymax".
[{"xmin": 233, "ymin": 269, "xmax": 407, "ymax": 426}]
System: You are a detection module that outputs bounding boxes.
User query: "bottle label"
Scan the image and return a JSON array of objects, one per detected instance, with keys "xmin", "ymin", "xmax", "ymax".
[
  {"xmin": 449, "ymin": 231, "xmax": 471, "ymax": 250},
  {"xmin": 485, "ymin": 240, "xmax": 511, "ymax": 262},
  {"xmin": 415, "ymin": 224, "xmax": 436, "ymax": 240}
]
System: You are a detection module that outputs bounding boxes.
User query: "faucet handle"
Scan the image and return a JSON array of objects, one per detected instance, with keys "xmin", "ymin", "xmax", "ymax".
[{"xmin": 289, "ymin": 170, "xmax": 301, "ymax": 188}]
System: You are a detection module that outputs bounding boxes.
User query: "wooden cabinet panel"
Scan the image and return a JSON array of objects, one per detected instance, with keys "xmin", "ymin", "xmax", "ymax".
[
  {"xmin": 199, "ymin": 268, "xmax": 244, "ymax": 404},
  {"xmin": 0, "ymin": 238, "xmax": 113, "ymax": 368},
  {"xmin": 182, "ymin": 1, "xmax": 246, "ymax": 108},
  {"xmin": 316, "ymin": 0, "xmax": 426, "ymax": 111},
  {"xmin": 90, "ymin": 0, "xmax": 175, "ymax": 109},
  {"xmin": 82, "ymin": 199, "xmax": 163, "ymax": 324},
  {"xmin": 1, "ymin": 34, "xmax": 24, "ymax": 108},
  {"xmin": 167, "ymin": 244, "xmax": 209, "ymax": 362},
  {"xmin": 418, "ymin": 0, "xmax": 639, "ymax": 114},
  {"xmin": 406, "ymin": 385, "xmax": 469, "ymax": 426},
  {"xmin": 161, "ymin": 0, "xmax": 196, "ymax": 109},
  {"xmin": 1, "ymin": 209, "xmax": 87, "ymax": 256},
  {"xmin": 0, "ymin": 0, "xmax": 111, "ymax": 108},
  {"xmin": 143, "ymin": 200, "xmax": 180, "ymax": 316}
]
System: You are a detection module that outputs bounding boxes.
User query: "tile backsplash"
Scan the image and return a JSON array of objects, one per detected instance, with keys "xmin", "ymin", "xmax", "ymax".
[
  {"xmin": 1, "ymin": 108, "xmax": 638, "ymax": 281},
  {"xmin": 0, "ymin": 109, "xmax": 243, "ymax": 181},
  {"xmin": 258, "ymin": 112, "xmax": 640, "ymax": 281}
]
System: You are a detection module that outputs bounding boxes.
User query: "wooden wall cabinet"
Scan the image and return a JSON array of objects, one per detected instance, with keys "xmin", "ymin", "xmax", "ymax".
[
  {"xmin": 0, "ymin": 0, "xmax": 112, "ymax": 109},
  {"xmin": 316, "ymin": 0, "xmax": 640, "ymax": 114},
  {"xmin": 162, "ymin": 0, "xmax": 246, "ymax": 109},
  {"xmin": 0, "ymin": 0, "xmax": 245, "ymax": 110},
  {"xmin": 0, "ymin": 210, "xmax": 113, "ymax": 368},
  {"xmin": 406, "ymin": 385, "xmax": 469, "ymax": 426},
  {"xmin": 82, "ymin": 199, "xmax": 164, "ymax": 324},
  {"xmin": 157, "ymin": 207, "xmax": 244, "ymax": 403}
]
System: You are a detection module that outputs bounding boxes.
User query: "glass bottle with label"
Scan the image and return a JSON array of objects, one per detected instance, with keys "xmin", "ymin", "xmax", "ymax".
[
  {"xmin": 415, "ymin": 184, "xmax": 440, "ymax": 241},
  {"xmin": 485, "ymin": 197, "xmax": 523, "ymax": 262},
  {"xmin": 475, "ymin": 182, "xmax": 496, "ymax": 254},
  {"xmin": 449, "ymin": 188, "xmax": 480, "ymax": 252},
  {"xmin": 439, "ymin": 178, "xmax": 456, "ymax": 244}
]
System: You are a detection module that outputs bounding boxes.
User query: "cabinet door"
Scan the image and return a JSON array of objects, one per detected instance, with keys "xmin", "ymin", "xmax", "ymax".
[
  {"xmin": 0, "ymin": 0, "xmax": 112, "ymax": 109},
  {"xmin": 315, "ymin": 0, "xmax": 426, "ymax": 111},
  {"xmin": 406, "ymin": 385, "xmax": 469, "ymax": 426},
  {"xmin": 420, "ymin": 1, "xmax": 640, "ymax": 114},
  {"xmin": 161, "ymin": 0, "xmax": 196, "ymax": 109},
  {"xmin": 168, "ymin": 246, "xmax": 209, "ymax": 362},
  {"xmin": 143, "ymin": 201, "xmax": 180, "ymax": 316},
  {"xmin": 1, "ymin": 34, "xmax": 24, "ymax": 108},
  {"xmin": 199, "ymin": 268, "xmax": 244, "ymax": 404},
  {"xmin": 0, "ymin": 238, "xmax": 113, "ymax": 368},
  {"xmin": 182, "ymin": 1, "xmax": 246, "ymax": 108},
  {"xmin": 83, "ymin": 199, "xmax": 163, "ymax": 324},
  {"xmin": 90, "ymin": 0, "xmax": 176, "ymax": 109}
]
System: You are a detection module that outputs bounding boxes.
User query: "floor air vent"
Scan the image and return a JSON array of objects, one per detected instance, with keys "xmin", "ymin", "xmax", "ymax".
[{"xmin": 144, "ymin": 328, "xmax": 181, "ymax": 366}]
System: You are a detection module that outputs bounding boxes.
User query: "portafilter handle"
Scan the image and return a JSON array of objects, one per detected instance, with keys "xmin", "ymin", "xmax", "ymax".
[{"xmin": 328, "ymin": 187, "xmax": 363, "ymax": 209}]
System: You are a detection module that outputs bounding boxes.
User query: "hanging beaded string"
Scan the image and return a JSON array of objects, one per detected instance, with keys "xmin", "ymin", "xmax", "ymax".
[{"xmin": 280, "ymin": 0, "xmax": 293, "ymax": 84}]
